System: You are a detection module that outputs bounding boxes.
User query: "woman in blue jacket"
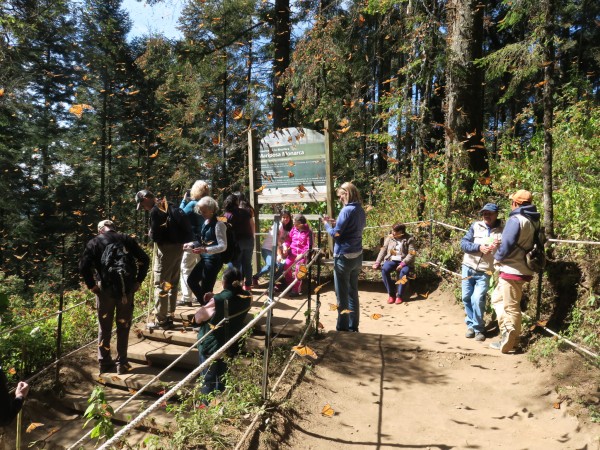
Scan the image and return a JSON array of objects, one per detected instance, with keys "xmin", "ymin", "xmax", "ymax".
[{"xmin": 321, "ymin": 182, "xmax": 366, "ymax": 332}]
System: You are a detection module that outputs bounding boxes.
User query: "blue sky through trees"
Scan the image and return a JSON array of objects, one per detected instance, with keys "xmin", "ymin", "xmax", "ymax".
[{"xmin": 122, "ymin": 0, "xmax": 183, "ymax": 39}]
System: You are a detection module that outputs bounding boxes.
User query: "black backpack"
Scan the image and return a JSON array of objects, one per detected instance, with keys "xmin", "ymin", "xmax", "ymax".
[
  {"xmin": 167, "ymin": 204, "xmax": 194, "ymax": 243},
  {"xmin": 219, "ymin": 219, "xmax": 239, "ymax": 264},
  {"xmin": 100, "ymin": 239, "xmax": 138, "ymax": 299}
]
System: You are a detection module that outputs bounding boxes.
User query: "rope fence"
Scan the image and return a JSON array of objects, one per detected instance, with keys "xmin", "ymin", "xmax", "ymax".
[
  {"xmin": 425, "ymin": 220, "xmax": 599, "ymax": 360},
  {"xmin": 0, "ymin": 299, "xmax": 89, "ymax": 336},
  {"xmin": 68, "ymin": 249, "xmax": 324, "ymax": 449}
]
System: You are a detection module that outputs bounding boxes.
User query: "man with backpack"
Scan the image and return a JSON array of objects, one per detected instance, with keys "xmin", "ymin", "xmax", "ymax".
[
  {"xmin": 79, "ymin": 220, "xmax": 150, "ymax": 374},
  {"xmin": 136, "ymin": 189, "xmax": 193, "ymax": 329},
  {"xmin": 490, "ymin": 190, "xmax": 541, "ymax": 353}
]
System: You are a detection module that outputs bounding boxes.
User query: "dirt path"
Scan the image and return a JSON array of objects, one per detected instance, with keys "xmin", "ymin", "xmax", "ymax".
[{"xmin": 276, "ymin": 281, "xmax": 599, "ymax": 450}]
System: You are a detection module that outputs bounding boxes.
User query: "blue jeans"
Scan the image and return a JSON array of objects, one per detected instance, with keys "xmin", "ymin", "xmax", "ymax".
[
  {"xmin": 199, "ymin": 353, "xmax": 227, "ymax": 400},
  {"xmin": 230, "ymin": 237, "xmax": 254, "ymax": 286},
  {"xmin": 334, "ymin": 254, "xmax": 362, "ymax": 332},
  {"xmin": 461, "ymin": 264, "xmax": 491, "ymax": 333},
  {"xmin": 255, "ymin": 248, "xmax": 284, "ymax": 279},
  {"xmin": 381, "ymin": 261, "xmax": 411, "ymax": 298}
]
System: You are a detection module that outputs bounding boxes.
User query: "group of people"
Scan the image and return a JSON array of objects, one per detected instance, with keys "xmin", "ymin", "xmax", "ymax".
[
  {"xmin": 76, "ymin": 181, "xmax": 537, "ymax": 408},
  {"xmin": 460, "ymin": 189, "xmax": 541, "ymax": 352}
]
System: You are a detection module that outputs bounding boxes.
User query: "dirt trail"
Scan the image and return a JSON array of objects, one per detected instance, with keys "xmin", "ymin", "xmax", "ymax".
[{"xmin": 277, "ymin": 281, "xmax": 599, "ymax": 450}]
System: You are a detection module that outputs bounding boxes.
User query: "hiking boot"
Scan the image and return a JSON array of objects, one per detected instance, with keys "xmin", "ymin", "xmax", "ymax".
[
  {"xmin": 465, "ymin": 328, "xmax": 475, "ymax": 338},
  {"xmin": 176, "ymin": 300, "xmax": 193, "ymax": 307},
  {"xmin": 117, "ymin": 362, "xmax": 133, "ymax": 375},
  {"xmin": 501, "ymin": 329, "xmax": 517, "ymax": 353},
  {"xmin": 148, "ymin": 319, "xmax": 174, "ymax": 331},
  {"xmin": 474, "ymin": 332, "xmax": 486, "ymax": 342},
  {"xmin": 395, "ymin": 297, "xmax": 403, "ymax": 304},
  {"xmin": 387, "ymin": 296, "xmax": 395, "ymax": 304}
]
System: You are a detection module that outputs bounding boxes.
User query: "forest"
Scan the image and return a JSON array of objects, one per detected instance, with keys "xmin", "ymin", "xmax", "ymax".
[{"xmin": 0, "ymin": 0, "xmax": 599, "ymax": 350}]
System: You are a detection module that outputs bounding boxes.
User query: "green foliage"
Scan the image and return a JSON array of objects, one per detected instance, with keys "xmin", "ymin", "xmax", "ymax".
[
  {"xmin": 169, "ymin": 345, "xmax": 292, "ymax": 449},
  {"xmin": 527, "ymin": 336, "xmax": 561, "ymax": 366},
  {"xmin": 83, "ymin": 386, "xmax": 115, "ymax": 442}
]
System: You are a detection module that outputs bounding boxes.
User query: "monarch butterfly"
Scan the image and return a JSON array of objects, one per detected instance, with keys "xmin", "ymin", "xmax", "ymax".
[
  {"xmin": 26, "ymin": 423, "xmax": 44, "ymax": 433},
  {"xmin": 217, "ymin": 216, "xmax": 228, "ymax": 222},
  {"xmin": 296, "ymin": 264, "xmax": 308, "ymax": 280},
  {"xmin": 328, "ymin": 303, "xmax": 338, "ymax": 311},
  {"xmin": 421, "ymin": 291, "xmax": 429, "ymax": 299},
  {"xmin": 395, "ymin": 276, "xmax": 408, "ymax": 285},
  {"xmin": 339, "ymin": 309, "xmax": 352, "ymax": 315},
  {"xmin": 292, "ymin": 345, "xmax": 318, "ymax": 359},
  {"xmin": 371, "ymin": 313, "xmax": 382, "ymax": 320},
  {"xmin": 321, "ymin": 404, "xmax": 335, "ymax": 417},
  {"xmin": 255, "ymin": 185, "xmax": 266, "ymax": 193}
]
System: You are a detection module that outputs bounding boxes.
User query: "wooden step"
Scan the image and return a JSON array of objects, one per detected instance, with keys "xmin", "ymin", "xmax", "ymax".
[{"xmin": 127, "ymin": 339, "xmax": 199, "ymax": 371}]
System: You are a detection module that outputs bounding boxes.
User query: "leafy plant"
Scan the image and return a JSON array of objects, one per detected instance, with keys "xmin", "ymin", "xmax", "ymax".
[{"xmin": 83, "ymin": 386, "xmax": 115, "ymax": 443}]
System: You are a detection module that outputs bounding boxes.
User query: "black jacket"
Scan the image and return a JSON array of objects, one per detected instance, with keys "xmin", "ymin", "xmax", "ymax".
[{"xmin": 0, "ymin": 365, "xmax": 23, "ymax": 427}]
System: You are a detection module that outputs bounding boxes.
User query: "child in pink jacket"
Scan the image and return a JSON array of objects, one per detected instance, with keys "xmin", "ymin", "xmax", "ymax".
[{"xmin": 282, "ymin": 214, "xmax": 313, "ymax": 297}]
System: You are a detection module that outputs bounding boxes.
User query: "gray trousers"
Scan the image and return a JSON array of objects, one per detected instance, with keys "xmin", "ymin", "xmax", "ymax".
[
  {"xmin": 97, "ymin": 288, "xmax": 134, "ymax": 366},
  {"xmin": 154, "ymin": 242, "xmax": 184, "ymax": 322}
]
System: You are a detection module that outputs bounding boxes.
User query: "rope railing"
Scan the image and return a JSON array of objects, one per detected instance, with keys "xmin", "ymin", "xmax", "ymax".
[
  {"xmin": 96, "ymin": 298, "xmax": 280, "ymax": 449},
  {"xmin": 90, "ymin": 250, "xmax": 324, "ymax": 449},
  {"xmin": 67, "ymin": 316, "xmax": 227, "ymax": 450},
  {"xmin": 425, "ymin": 220, "xmax": 599, "ymax": 360},
  {"xmin": 9, "ymin": 310, "xmax": 150, "ymax": 394},
  {"xmin": 0, "ymin": 299, "xmax": 90, "ymax": 336},
  {"xmin": 233, "ymin": 304, "xmax": 318, "ymax": 450}
]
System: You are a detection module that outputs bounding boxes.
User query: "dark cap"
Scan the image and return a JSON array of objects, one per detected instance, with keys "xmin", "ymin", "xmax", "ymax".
[
  {"xmin": 480, "ymin": 203, "xmax": 499, "ymax": 213},
  {"xmin": 135, "ymin": 189, "xmax": 154, "ymax": 210}
]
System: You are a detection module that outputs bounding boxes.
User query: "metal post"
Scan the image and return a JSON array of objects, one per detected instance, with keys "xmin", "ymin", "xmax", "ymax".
[
  {"xmin": 262, "ymin": 214, "xmax": 280, "ymax": 401},
  {"xmin": 429, "ymin": 209, "xmax": 434, "ymax": 260},
  {"xmin": 315, "ymin": 219, "xmax": 322, "ymax": 337},
  {"xmin": 55, "ymin": 232, "xmax": 66, "ymax": 383},
  {"xmin": 16, "ymin": 410, "xmax": 22, "ymax": 449}
]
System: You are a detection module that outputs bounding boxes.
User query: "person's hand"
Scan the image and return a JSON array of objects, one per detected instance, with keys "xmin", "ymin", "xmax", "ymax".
[
  {"xmin": 203, "ymin": 292, "xmax": 214, "ymax": 303},
  {"xmin": 372, "ymin": 262, "xmax": 381, "ymax": 270},
  {"xmin": 396, "ymin": 262, "xmax": 406, "ymax": 272},
  {"xmin": 15, "ymin": 381, "xmax": 29, "ymax": 399},
  {"xmin": 479, "ymin": 244, "xmax": 492, "ymax": 254}
]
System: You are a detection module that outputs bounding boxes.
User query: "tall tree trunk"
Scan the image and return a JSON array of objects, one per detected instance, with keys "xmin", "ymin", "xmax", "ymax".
[
  {"xmin": 542, "ymin": 0, "xmax": 555, "ymax": 239},
  {"xmin": 272, "ymin": 0, "xmax": 290, "ymax": 129},
  {"xmin": 444, "ymin": 0, "xmax": 487, "ymax": 209}
]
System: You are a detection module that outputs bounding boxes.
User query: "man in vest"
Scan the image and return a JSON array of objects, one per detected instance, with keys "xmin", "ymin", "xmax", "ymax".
[
  {"xmin": 80, "ymin": 220, "xmax": 150, "ymax": 374},
  {"xmin": 490, "ymin": 190, "xmax": 540, "ymax": 353},
  {"xmin": 460, "ymin": 203, "xmax": 503, "ymax": 342}
]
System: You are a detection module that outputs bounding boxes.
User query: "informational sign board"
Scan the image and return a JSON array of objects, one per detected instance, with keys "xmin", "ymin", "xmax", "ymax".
[{"xmin": 255, "ymin": 127, "xmax": 327, "ymax": 204}]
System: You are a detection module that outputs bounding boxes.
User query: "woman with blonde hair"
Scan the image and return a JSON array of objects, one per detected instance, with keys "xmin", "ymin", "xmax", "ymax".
[
  {"xmin": 178, "ymin": 180, "xmax": 210, "ymax": 306},
  {"xmin": 321, "ymin": 182, "xmax": 366, "ymax": 332}
]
